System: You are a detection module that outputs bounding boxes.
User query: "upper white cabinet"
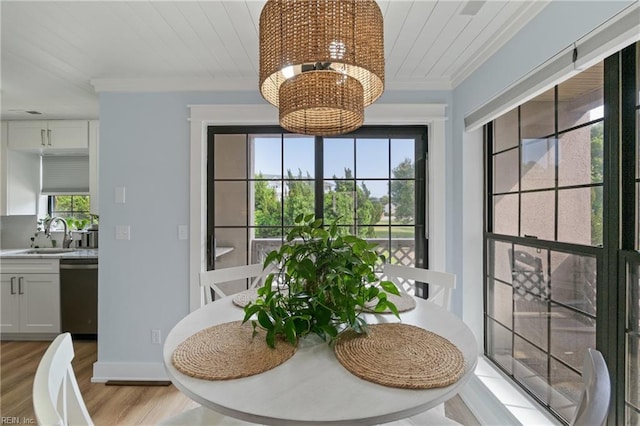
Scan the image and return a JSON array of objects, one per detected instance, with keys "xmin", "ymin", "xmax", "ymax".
[{"xmin": 8, "ymin": 120, "xmax": 89, "ymax": 152}]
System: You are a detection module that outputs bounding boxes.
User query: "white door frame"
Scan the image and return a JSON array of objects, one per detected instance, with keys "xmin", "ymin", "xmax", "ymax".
[{"xmin": 188, "ymin": 104, "xmax": 448, "ymax": 312}]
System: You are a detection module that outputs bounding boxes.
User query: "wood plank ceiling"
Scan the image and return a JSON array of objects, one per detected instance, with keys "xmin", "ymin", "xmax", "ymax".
[{"xmin": 0, "ymin": 1, "xmax": 548, "ymax": 120}]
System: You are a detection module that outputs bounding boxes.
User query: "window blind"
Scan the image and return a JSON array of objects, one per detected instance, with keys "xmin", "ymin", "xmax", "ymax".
[
  {"xmin": 464, "ymin": 2, "xmax": 639, "ymax": 131},
  {"xmin": 41, "ymin": 155, "xmax": 90, "ymax": 194}
]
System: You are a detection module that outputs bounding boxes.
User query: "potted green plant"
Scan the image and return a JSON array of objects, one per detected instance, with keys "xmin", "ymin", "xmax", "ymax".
[{"xmin": 243, "ymin": 214, "xmax": 400, "ymax": 348}]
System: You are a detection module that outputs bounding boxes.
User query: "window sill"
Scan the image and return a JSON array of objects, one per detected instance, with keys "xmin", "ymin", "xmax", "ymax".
[{"xmin": 459, "ymin": 356, "xmax": 562, "ymax": 425}]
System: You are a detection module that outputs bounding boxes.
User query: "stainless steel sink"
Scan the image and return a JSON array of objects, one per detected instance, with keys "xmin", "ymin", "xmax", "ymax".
[{"xmin": 24, "ymin": 248, "xmax": 77, "ymax": 254}]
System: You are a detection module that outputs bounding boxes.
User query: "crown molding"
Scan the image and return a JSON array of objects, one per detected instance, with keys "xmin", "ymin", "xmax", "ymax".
[
  {"xmin": 91, "ymin": 77, "xmax": 453, "ymax": 93},
  {"xmin": 90, "ymin": 78, "xmax": 257, "ymax": 93}
]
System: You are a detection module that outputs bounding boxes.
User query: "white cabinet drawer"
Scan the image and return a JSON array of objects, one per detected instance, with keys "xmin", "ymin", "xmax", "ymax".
[{"xmin": 0, "ymin": 258, "xmax": 59, "ymax": 274}]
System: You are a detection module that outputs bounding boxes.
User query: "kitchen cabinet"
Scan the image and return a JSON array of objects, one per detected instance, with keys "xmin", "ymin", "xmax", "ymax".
[
  {"xmin": 0, "ymin": 259, "xmax": 60, "ymax": 336},
  {"xmin": 8, "ymin": 120, "xmax": 89, "ymax": 152}
]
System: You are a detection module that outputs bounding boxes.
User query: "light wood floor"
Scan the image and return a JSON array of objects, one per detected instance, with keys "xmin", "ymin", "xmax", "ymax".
[{"xmin": 1, "ymin": 339, "xmax": 480, "ymax": 425}]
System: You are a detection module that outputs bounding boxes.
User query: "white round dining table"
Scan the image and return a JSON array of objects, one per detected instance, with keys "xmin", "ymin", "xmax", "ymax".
[{"xmin": 163, "ymin": 296, "xmax": 478, "ymax": 426}]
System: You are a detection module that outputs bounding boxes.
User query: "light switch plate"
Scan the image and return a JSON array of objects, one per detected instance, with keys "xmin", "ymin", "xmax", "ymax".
[
  {"xmin": 115, "ymin": 186, "xmax": 126, "ymax": 204},
  {"xmin": 178, "ymin": 225, "xmax": 188, "ymax": 240},
  {"xmin": 115, "ymin": 225, "xmax": 130, "ymax": 240}
]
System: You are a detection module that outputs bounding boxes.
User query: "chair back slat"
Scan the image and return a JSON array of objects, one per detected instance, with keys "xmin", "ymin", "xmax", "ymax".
[
  {"xmin": 383, "ymin": 264, "xmax": 456, "ymax": 311},
  {"xmin": 33, "ymin": 333, "xmax": 93, "ymax": 426},
  {"xmin": 199, "ymin": 263, "xmax": 272, "ymax": 304}
]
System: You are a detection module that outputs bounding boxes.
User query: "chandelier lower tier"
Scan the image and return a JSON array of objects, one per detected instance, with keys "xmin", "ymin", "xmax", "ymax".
[{"xmin": 259, "ymin": 0, "xmax": 385, "ymax": 136}]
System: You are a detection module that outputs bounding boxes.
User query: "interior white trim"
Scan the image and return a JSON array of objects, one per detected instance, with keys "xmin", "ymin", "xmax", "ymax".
[
  {"xmin": 92, "ymin": 78, "xmax": 454, "ymax": 93},
  {"xmin": 91, "ymin": 362, "xmax": 167, "ymax": 383},
  {"xmin": 464, "ymin": 1, "xmax": 640, "ymax": 131},
  {"xmin": 188, "ymin": 104, "xmax": 448, "ymax": 312}
]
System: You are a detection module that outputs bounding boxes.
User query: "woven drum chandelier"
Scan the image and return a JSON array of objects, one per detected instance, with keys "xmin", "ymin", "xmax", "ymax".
[{"xmin": 259, "ymin": 0, "xmax": 385, "ymax": 136}]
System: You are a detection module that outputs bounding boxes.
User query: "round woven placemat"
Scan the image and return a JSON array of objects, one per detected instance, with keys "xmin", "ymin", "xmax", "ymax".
[
  {"xmin": 364, "ymin": 292, "xmax": 416, "ymax": 313},
  {"xmin": 172, "ymin": 321, "xmax": 296, "ymax": 380},
  {"xmin": 334, "ymin": 323, "xmax": 464, "ymax": 389},
  {"xmin": 232, "ymin": 289, "xmax": 260, "ymax": 308}
]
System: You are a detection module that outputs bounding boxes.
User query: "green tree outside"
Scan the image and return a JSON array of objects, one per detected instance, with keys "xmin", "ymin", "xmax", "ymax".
[
  {"xmin": 390, "ymin": 159, "xmax": 415, "ymax": 224},
  {"xmin": 254, "ymin": 168, "xmax": 383, "ymax": 238},
  {"xmin": 591, "ymin": 123, "xmax": 603, "ymax": 246}
]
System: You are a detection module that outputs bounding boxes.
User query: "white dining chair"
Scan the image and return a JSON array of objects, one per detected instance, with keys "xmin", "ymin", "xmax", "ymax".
[
  {"xmin": 571, "ymin": 348, "xmax": 611, "ymax": 426},
  {"xmin": 166, "ymin": 265, "xmax": 272, "ymax": 425},
  {"xmin": 199, "ymin": 263, "xmax": 273, "ymax": 304},
  {"xmin": 383, "ymin": 263, "xmax": 456, "ymax": 311},
  {"xmin": 380, "ymin": 264, "xmax": 461, "ymax": 425},
  {"xmin": 32, "ymin": 332, "xmax": 94, "ymax": 426}
]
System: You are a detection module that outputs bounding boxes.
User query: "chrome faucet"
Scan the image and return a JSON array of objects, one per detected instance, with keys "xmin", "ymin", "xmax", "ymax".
[{"xmin": 45, "ymin": 217, "xmax": 73, "ymax": 248}]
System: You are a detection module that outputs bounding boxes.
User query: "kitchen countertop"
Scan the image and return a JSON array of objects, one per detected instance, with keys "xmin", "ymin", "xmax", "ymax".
[{"xmin": 0, "ymin": 248, "xmax": 98, "ymax": 259}]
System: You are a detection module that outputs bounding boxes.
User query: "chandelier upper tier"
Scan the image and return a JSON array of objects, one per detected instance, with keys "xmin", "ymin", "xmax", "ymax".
[{"xmin": 259, "ymin": 0, "xmax": 385, "ymax": 136}]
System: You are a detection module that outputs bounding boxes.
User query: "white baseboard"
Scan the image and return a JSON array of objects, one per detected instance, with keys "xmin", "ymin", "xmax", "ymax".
[
  {"xmin": 91, "ymin": 361, "xmax": 168, "ymax": 383},
  {"xmin": 460, "ymin": 357, "xmax": 562, "ymax": 426}
]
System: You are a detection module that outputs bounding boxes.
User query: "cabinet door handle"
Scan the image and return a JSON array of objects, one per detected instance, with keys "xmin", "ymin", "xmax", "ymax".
[
  {"xmin": 18, "ymin": 277, "xmax": 24, "ymax": 295},
  {"xmin": 41, "ymin": 129, "xmax": 46, "ymax": 146},
  {"xmin": 10, "ymin": 277, "xmax": 16, "ymax": 295},
  {"xmin": 47, "ymin": 129, "xmax": 52, "ymax": 146}
]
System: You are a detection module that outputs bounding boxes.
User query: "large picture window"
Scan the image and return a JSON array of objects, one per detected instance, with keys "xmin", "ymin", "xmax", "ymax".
[{"xmin": 485, "ymin": 42, "xmax": 638, "ymax": 425}]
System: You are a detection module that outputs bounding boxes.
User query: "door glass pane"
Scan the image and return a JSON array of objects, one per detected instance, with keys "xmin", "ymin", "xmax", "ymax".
[
  {"xmin": 356, "ymin": 180, "xmax": 386, "ymax": 225},
  {"xmin": 521, "ymin": 138, "xmax": 556, "ymax": 191},
  {"xmin": 283, "ymin": 180, "xmax": 314, "ymax": 225},
  {"xmin": 557, "ymin": 187, "xmax": 602, "ymax": 246},
  {"xmin": 215, "ymin": 181, "xmax": 247, "ymax": 226},
  {"xmin": 215, "ymin": 227, "xmax": 248, "ymax": 268},
  {"xmin": 253, "ymin": 136, "xmax": 281, "ymax": 177},
  {"xmin": 252, "ymin": 180, "xmax": 282, "ymax": 227},
  {"xmin": 356, "ymin": 138, "xmax": 388, "ymax": 178},
  {"xmin": 324, "ymin": 138, "xmax": 353, "ymax": 179},
  {"xmin": 391, "ymin": 138, "xmax": 415, "ymax": 178},
  {"xmin": 557, "ymin": 62, "xmax": 603, "ymax": 132},
  {"xmin": 215, "ymin": 134, "xmax": 246, "ymax": 179},
  {"xmin": 521, "ymin": 88, "xmax": 555, "ymax": 139},
  {"xmin": 558, "ymin": 123, "xmax": 603, "ymax": 187},
  {"xmin": 494, "ymin": 148, "xmax": 519, "ymax": 193},
  {"xmin": 551, "ymin": 251, "xmax": 597, "ymax": 316},
  {"xmin": 521, "ymin": 191, "xmax": 554, "ymax": 240},
  {"xmin": 389, "ymin": 179, "xmax": 414, "ymax": 225},
  {"xmin": 494, "ymin": 108, "xmax": 519, "ymax": 152},
  {"xmin": 284, "ymin": 135, "xmax": 314, "ymax": 179},
  {"xmin": 324, "ymin": 180, "xmax": 355, "ymax": 225}
]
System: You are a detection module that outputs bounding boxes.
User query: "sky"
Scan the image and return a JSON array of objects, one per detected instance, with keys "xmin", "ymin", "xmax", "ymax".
[{"xmin": 253, "ymin": 136, "xmax": 415, "ymax": 198}]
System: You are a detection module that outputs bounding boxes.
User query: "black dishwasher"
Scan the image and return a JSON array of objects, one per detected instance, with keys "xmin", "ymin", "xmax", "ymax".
[{"xmin": 60, "ymin": 258, "xmax": 98, "ymax": 339}]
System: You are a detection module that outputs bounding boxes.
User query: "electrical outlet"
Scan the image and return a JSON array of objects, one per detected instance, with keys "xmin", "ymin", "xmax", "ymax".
[{"xmin": 151, "ymin": 329, "xmax": 162, "ymax": 345}]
